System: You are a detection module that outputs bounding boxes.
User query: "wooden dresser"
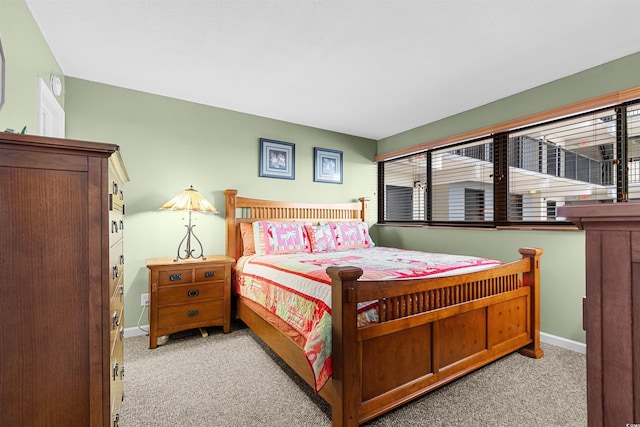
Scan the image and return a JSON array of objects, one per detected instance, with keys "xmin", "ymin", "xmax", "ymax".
[
  {"xmin": 146, "ymin": 256, "xmax": 234, "ymax": 349},
  {"xmin": 558, "ymin": 203, "xmax": 640, "ymax": 427},
  {"xmin": 0, "ymin": 132, "xmax": 129, "ymax": 426}
]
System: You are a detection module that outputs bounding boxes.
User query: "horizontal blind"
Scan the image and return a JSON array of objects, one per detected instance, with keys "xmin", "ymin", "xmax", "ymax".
[
  {"xmin": 627, "ymin": 102, "xmax": 640, "ymax": 196},
  {"xmin": 381, "ymin": 153, "xmax": 427, "ymax": 221},
  {"xmin": 431, "ymin": 138, "xmax": 494, "ymax": 222},
  {"xmin": 507, "ymin": 107, "xmax": 617, "ymax": 221}
]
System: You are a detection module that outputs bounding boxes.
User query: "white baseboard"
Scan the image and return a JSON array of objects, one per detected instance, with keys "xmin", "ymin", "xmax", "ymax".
[
  {"xmin": 124, "ymin": 325, "xmax": 149, "ymax": 338},
  {"xmin": 541, "ymin": 332, "xmax": 586, "ymax": 354}
]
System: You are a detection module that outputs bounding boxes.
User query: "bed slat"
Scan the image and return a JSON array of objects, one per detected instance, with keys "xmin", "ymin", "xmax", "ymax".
[{"xmin": 377, "ymin": 273, "xmax": 521, "ymax": 322}]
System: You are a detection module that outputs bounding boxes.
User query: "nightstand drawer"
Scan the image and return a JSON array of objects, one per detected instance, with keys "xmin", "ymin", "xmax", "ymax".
[
  {"xmin": 158, "ymin": 300, "xmax": 224, "ymax": 329},
  {"xmin": 158, "ymin": 268, "xmax": 193, "ymax": 285},
  {"xmin": 158, "ymin": 281, "xmax": 224, "ymax": 305},
  {"xmin": 195, "ymin": 265, "xmax": 225, "ymax": 282}
]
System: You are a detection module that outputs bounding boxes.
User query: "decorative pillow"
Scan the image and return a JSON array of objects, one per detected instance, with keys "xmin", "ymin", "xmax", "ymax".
[
  {"xmin": 328, "ymin": 221, "xmax": 374, "ymax": 250},
  {"xmin": 240, "ymin": 222, "xmax": 255, "ymax": 256},
  {"xmin": 252, "ymin": 221, "xmax": 311, "ymax": 255},
  {"xmin": 305, "ymin": 224, "xmax": 338, "ymax": 253}
]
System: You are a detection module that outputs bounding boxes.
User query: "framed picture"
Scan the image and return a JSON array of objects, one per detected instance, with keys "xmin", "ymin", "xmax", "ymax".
[
  {"xmin": 259, "ymin": 138, "xmax": 295, "ymax": 180},
  {"xmin": 314, "ymin": 147, "xmax": 343, "ymax": 184}
]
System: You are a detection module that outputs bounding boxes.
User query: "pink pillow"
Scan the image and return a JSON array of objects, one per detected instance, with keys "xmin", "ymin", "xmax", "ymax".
[
  {"xmin": 253, "ymin": 221, "xmax": 311, "ymax": 255},
  {"xmin": 329, "ymin": 221, "xmax": 374, "ymax": 250},
  {"xmin": 240, "ymin": 222, "xmax": 255, "ymax": 256},
  {"xmin": 305, "ymin": 224, "xmax": 338, "ymax": 253}
]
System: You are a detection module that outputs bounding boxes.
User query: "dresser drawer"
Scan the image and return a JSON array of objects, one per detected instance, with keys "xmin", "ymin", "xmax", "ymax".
[
  {"xmin": 158, "ymin": 281, "xmax": 224, "ymax": 305},
  {"xmin": 158, "ymin": 300, "xmax": 224, "ymax": 329},
  {"xmin": 109, "ymin": 241, "xmax": 124, "ymax": 297},
  {"xmin": 158, "ymin": 268, "xmax": 193, "ymax": 285},
  {"xmin": 110, "ymin": 302, "xmax": 124, "ymax": 348},
  {"xmin": 109, "ymin": 179, "xmax": 125, "ymax": 213},
  {"xmin": 109, "ymin": 214, "xmax": 124, "ymax": 241}
]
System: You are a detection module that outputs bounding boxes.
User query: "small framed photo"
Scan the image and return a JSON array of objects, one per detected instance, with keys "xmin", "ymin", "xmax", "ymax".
[
  {"xmin": 314, "ymin": 147, "xmax": 343, "ymax": 184},
  {"xmin": 259, "ymin": 138, "xmax": 295, "ymax": 180}
]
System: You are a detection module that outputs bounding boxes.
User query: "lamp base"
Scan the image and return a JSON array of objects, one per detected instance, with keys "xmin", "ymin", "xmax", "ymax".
[{"xmin": 173, "ymin": 212, "xmax": 206, "ymax": 262}]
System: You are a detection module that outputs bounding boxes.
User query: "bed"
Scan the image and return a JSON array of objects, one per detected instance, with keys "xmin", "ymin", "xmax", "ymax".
[{"xmin": 224, "ymin": 189, "xmax": 543, "ymax": 427}]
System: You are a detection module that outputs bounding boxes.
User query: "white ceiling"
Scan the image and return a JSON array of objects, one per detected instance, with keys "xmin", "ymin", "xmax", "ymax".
[{"xmin": 24, "ymin": 0, "xmax": 640, "ymax": 140}]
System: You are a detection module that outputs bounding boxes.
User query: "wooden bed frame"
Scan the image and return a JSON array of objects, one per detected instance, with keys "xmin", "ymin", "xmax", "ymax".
[{"xmin": 224, "ymin": 189, "xmax": 543, "ymax": 427}]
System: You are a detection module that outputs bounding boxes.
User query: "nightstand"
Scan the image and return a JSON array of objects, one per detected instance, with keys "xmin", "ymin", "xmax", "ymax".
[{"xmin": 146, "ymin": 255, "xmax": 234, "ymax": 349}]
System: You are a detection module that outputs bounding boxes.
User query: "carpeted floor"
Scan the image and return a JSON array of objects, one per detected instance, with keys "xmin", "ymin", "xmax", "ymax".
[{"xmin": 120, "ymin": 321, "xmax": 586, "ymax": 426}]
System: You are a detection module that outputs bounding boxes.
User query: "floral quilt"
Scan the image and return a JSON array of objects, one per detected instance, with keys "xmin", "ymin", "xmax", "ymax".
[{"xmin": 235, "ymin": 246, "xmax": 502, "ymax": 392}]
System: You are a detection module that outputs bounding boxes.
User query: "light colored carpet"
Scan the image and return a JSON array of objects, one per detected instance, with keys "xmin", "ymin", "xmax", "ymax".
[{"xmin": 120, "ymin": 321, "xmax": 586, "ymax": 426}]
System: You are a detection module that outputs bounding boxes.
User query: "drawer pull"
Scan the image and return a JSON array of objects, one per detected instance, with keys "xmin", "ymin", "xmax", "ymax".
[
  {"xmin": 112, "ymin": 362, "xmax": 119, "ymax": 380},
  {"xmin": 112, "ymin": 266, "xmax": 119, "ymax": 279},
  {"xmin": 120, "ymin": 254, "xmax": 125, "ymax": 265},
  {"xmin": 169, "ymin": 273, "xmax": 182, "ymax": 281},
  {"xmin": 112, "ymin": 312, "xmax": 120, "ymax": 328},
  {"xmin": 187, "ymin": 309, "xmax": 199, "ymax": 317},
  {"xmin": 111, "ymin": 220, "xmax": 119, "ymax": 233},
  {"xmin": 113, "ymin": 413, "xmax": 120, "ymax": 427},
  {"xmin": 112, "ymin": 182, "xmax": 119, "ymax": 195},
  {"xmin": 187, "ymin": 289, "xmax": 200, "ymax": 297},
  {"xmin": 204, "ymin": 271, "xmax": 215, "ymax": 278},
  {"xmin": 120, "ymin": 220, "xmax": 124, "ymax": 230}
]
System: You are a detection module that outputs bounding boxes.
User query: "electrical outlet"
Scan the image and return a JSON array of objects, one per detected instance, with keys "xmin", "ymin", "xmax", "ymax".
[{"xmin": 140, "ymin": 293, "xmax": 149, "ymax": 307}]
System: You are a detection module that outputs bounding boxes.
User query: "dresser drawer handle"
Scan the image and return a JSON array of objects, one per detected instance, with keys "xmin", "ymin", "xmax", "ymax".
[
  {"xmin": 120, "ymin": 220, "xmax": 124, "ymax": 230},
  {"xmin": 111, "ymin": 220, "xmax": 119, "ymax": 233},
  {"xmin": 204, "ymin": 271, "xmax": 215, "ymax": 278},
  {"xmin": 187, "ymin": 289, "xmax": 200, "ymax": 297},
  {"xmin": 113, "ymin": 413, "xmax": 120, "ymax": 427},
  {"xmin": 112, "ymin": 266, "xmax": 119, "ymax": 279},
  {"xmin": 112, "ymin": 362, "xmax": 119, "ymax": 380},
  {"xmin": 112, "ymin": 312, "xmax": 120, "ymax": 328},
  {"xmin": 187, "ymin": 309, "xmax": 199, "ymax": 317},
  {"xmin": 169, "ymin": 273, "xmax": 182, "ymax": 281}
]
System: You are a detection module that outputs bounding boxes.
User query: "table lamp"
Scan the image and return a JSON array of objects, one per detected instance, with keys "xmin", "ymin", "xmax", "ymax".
[{"xmin": 160, "ymin": 185, "xmax": 219, "ymax": 261}]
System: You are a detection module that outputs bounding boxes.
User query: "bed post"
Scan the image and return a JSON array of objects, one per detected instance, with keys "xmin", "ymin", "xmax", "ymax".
[
  {"xmin": 224, "ymin": 189, "xmax": 238, "ymax": 259},
  {"xmin": 358, "ymin": 197, "xmax": 369, "ymax": 222},
  {"xmin": 327, "ymin": 265, "xmax": 364, "ymax": 427},
  {"xmin": 518, "ymin": 247, "xmax": 544, "ymax": 359}
]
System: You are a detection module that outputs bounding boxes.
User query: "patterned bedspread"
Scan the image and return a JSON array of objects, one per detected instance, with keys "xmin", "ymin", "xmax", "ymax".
[{"xmin": 235, "ymin": 246, "xmax": 502, "ymax": 392}]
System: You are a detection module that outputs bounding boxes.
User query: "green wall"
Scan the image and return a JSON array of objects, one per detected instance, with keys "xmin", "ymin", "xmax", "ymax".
[
  {"xmin": 63, "ymin": 78, "xmax": 377, "ymax": 330},
  {"xmin": 0, "ymin": 0, "xmax": 64, "ymax": 133},
  {"xmin": 378, "ymin": 52, "xmax": 640, "ymax": 155}
]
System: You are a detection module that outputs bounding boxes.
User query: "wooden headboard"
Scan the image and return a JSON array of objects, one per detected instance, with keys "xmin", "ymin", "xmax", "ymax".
[{"xmin": 224, "ymin": 189, "xmax": 369, "ymax": 261}]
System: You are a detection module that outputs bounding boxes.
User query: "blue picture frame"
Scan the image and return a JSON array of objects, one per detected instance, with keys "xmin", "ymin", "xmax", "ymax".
[
  {"xmin": 314, "ymin": 147, "xmax": 343, "ymax": 184},
  {"xmin": 259, "ymin": 138, "xmax": 295, "ymax": 180}
]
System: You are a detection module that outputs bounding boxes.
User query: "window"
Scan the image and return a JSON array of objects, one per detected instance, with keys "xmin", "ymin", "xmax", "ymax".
[
  {"xmin": 431, "ymin": 138, "xmax": 493, "ymax": 223},
  {"xmin": 381, "ymin": 152, "xmax": 427, "ymax": 221},
  {"xmin": 379, "ymin": 99, "xmax": 640, "ymax": 227}
]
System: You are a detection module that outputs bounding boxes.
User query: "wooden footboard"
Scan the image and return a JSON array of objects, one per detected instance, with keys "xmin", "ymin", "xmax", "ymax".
[{"xmin": 328, "ymin": 247, "xmax": 543, "ymax": 426}]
